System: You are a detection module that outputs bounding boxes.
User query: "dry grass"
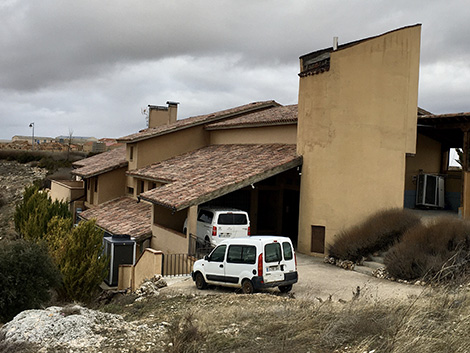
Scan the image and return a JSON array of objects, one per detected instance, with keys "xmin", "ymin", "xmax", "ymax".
[
  {"xmin": 385, "ymin": 217, "xmax": 470, "ymax": 282},
  {"xmin": 328, "ymin": 208, "xmax": 421, "ymax": 262},
  {"xmin": 98, "ymin": 285, "xmax": 470, "ymax": 353}
]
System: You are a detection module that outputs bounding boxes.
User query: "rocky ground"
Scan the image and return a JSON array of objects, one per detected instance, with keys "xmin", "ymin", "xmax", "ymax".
[{"xmin": 0, "ymin": 160, "xmax": 48, "ymax": 240}]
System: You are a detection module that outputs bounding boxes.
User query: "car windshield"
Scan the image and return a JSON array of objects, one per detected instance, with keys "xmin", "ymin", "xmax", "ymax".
[{"xmin": 218, "ymin": 213, "xmax": 247, "ymax": 225}]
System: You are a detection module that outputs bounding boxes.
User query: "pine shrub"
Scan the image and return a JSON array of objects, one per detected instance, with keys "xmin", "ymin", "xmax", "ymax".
[
  {"xmin": 0, "ymin": 240, "xmax": 61, "ymax": 323},
  {"xmin": 14, "ymin": 185, "xmax": 71, "ymax": 241},
  {"xmin": 385, "ymin": 217, "xmax": 470, "ymax": 282},
  {"xmin": 328, "ymin": 208, "xmax": 421, "ymax": 262},
  {"xmin": 46, "ymin": 217, "xmax": 108, "ymax": 302}
]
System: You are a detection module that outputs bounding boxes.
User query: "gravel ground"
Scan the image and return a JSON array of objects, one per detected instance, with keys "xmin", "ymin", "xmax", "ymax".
[{"xmin": 159, "ymin": 253, "xmax": 425, "ymax": 302}]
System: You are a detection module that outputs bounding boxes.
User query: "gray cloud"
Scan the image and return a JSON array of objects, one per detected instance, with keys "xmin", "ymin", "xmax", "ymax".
[{"xmin": 1, "ymin": 0, "xmax": 470, "ymax": 139}]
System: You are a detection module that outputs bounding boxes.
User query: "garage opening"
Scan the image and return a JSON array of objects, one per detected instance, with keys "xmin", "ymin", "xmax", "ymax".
[{"xmin": 202, "ymin": 167, "xmax": 301, "ymax": 247}]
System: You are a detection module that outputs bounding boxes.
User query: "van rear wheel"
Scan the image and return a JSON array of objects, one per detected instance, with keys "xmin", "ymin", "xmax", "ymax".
[
  {"xmin": 241, "ymin": 279, "xmax": 254, "ymax": 294},
  {"xmin": 195, "ymin": 272, "xmax": 207, "ymax": 290},
  {"xmin": 279, "ymin": 284, "xmax": 292, "ymax": 293}
]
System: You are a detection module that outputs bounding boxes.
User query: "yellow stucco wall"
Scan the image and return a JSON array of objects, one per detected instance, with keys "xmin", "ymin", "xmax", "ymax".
[
  {"xmin": 209, "ymin": 125, "xmax": 297, "ymax": 145},
  {"xmin": 131, "ymin": 126, "xmax": 209, "ymax": 170},
  {"xmin": 95, "ymin": 167, "xmax": 127, "ymax": 204},
  {"xmin": 297, "ymin": 25, "xmax": 421, "ymax": 255},
  {"xmin": 50, "ymin": 180, "xmax": 84, "ymax": 203}
]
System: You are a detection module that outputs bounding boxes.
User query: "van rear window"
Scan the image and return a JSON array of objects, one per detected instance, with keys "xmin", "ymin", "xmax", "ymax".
[
  {"xmin": 282, "ymin": 242, "xmax": 293, "ymax": 260},
  {"xmin": 264, "ymin": 243, "xmax": 282, "ymax": 263},
  {"xmin": 218, "ymin": 213, "xmax": 247, "ymax": 225}
]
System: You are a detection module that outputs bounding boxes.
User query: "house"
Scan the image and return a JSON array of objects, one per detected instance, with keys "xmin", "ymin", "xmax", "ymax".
[{"xmin": 57, "ymin": 24, "xmax": 469, "ymax": 286}]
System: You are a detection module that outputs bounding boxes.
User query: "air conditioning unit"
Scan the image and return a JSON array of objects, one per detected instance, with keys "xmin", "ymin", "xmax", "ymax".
[
  {"xmin": 103, "ymin": 235, "xmax": 136, "ymax": 287},
  {"xmin": 416, "ymin": 174, "xmax": 444, "ymax": 208}
]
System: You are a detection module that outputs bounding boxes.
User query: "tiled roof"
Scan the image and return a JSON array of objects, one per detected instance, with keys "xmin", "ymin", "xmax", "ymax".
[
  {"xmin": 205, "ymin": 105, "xmax": 297, "ymax": 130},
  {"xmin": 117, "ymin": 100, "xmax": 280, "ymax": 143},
  {"xmin": 133, "ymin": 144, "xmax": 301, "ymax": 211},
  {"xmin": 79, "ymin": 197, "xmax": 152, "ymax": 240},
  {"xmin": 71, "ymin": 146, "xmax": 127, "ymax": 178},
  {"xmin": 418, "ymin": 112, "xmax": 470, "ymax": 124}
]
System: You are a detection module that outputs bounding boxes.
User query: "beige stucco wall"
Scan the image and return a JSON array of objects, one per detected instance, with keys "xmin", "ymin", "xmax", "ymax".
[
  {"xmin": 404, "ymin": 133, "xmax": 442, "ymax": 191},
  {"xmin": 209, "ymin": 124, "xmax": 297, "ymax": 145},
  {"xmin": 297, "ymin": 25, "xmax": 421, "ymax": 255},
  {"xmin": 150, "ymin": 204, "xmax": 189, "ymax": 254},
  {"xmin": 132, "ymin": 248, "xmax": 163, "ymax": 290},
  {"xmin": 95, "ymin": 167, "xmax": 127, "ymax": 205},
  {"xmin": 50, "ymin": 180, "xmax": 84, "ymax": 204},
  {"xmin": 128, "ymin": 125, "xmax": 209, "ymax": 171}
]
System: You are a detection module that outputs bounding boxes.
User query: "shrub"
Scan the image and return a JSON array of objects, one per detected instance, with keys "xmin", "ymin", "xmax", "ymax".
[
  {"xmin": 385, "ymin": 217, "xmax": 470, "ymax": 282},
  {"xmin": 14, "ymin": 185, "xmax": 71, "ymax": 241},
  {"xmin": 0, "ymin": 240, "xmax": 61, "ymax": 323},
  {"xmin": 328, "ymin": 208, "xmax": 421, "ymax": 262},
  {"xmin": 46, "ymin": 217, "xmax": 108, "ymax": 302}
]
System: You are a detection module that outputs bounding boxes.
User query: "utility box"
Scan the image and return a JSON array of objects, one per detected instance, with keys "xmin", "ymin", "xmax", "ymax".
[{"xmin": 103, "ymin": 235, "xmax": 136, "ymax": 287}]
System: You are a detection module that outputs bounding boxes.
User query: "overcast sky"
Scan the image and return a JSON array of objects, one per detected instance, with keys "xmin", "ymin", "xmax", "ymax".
[{"xmin": 1, "ymin": 0, "xmax": 469, "ymax": 140}]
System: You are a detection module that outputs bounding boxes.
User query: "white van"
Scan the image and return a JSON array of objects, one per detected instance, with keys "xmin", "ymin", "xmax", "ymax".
[
  {"xmin": 184, "ymin": 207, "xmax": 250, "ymax": 247},
  {"xmin": 191, "ymin": 236, "xmax": 298, "ymax": 294}
]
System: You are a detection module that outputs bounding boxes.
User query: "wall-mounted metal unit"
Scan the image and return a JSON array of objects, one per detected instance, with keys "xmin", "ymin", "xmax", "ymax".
[
  {"xmin": 416, "ymin": 173, "xmax": 445, "ymax": 208},
  {"xmin": 103, "ymin": 235, "xmax": 136, "ymax": 287}
]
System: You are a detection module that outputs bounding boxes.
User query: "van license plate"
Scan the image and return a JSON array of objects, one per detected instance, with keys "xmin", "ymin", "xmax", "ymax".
[
  {"xmin": 220, "ymin": 233, "xmax": 231, "ymax": 238},
  {"xmin": 267, "ymin": 265, "xmax": 280, "ymax": 272}
]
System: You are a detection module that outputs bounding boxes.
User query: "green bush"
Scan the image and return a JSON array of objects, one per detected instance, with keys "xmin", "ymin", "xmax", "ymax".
[
  {"xmin": 384, "ymin": 218, "xmax": 470, "ymax": 282},
  {"xmin": 328, "ymin": 208, "xmax": 421, "ymax": 262},
  {"xmin": 14, "ymin": 185, "xmax": 71, "ymax": 241},
  {"xmin": 46, "ymin": 217, "xmax": 108, "ymax": 302},
  {"xmin": 0, "ymin": 240, "xmax": 61, "ymax": 323}
]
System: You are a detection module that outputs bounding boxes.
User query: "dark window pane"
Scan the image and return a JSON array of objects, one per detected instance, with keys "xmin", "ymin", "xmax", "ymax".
[
  {"xmin": 282, "ymin": 242, "xmax": 293, "ymax": 260},
  {"xmin": 265, "ymin": 243, "xmax": 282, "ymax": 263}
]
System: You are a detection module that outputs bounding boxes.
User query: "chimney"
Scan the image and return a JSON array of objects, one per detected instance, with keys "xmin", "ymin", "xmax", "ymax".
[
  {"xmin": 147, "ymin": 101, "xmax": 179, "ymax": 128},
  {"xmin": 333, "ymin": 37, "xmax": 338, "ymax": 51}
]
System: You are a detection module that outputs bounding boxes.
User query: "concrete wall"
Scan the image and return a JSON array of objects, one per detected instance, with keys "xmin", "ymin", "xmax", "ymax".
[
  {"xmin": 297, "ymin": 25, "xmax": 421, "ymax": 255},
  {"xmin": 209, "ymin": 125, "xmax": 297, "ymax": 145}
]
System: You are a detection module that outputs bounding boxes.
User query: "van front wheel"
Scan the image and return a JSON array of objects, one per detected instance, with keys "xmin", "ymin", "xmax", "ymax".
[
  {"xmin": 241, "ymin": 279, "xmax": 254, "ymax": 294},
  {"xmin": 279, "ymin": 284, "xmax": 293, "ymax": 293},
  {"xmin": 195, "ymin": 272, "xmax": 207, "ymax": 290}
]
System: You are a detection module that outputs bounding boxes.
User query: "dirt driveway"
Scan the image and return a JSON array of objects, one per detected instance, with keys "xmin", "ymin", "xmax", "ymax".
[{"xmin": 160, "ymin": 253, "xmax": 424, "ymax": 302}]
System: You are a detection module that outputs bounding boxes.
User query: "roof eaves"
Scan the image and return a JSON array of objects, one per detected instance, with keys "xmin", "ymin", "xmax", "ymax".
[
  {"xmin": 205, "ymin": 120, "xmax": 297, "ymax": 131},
  {"xmin": 117, "ymin": 101, "xmax": 280, "ymax": 143},
  {"xmin": 140, "ymin": 156, "xmax": 302, "ymax": 211},
  {"xmin": 71, "ymin": 161, "xmax": 128, "ymax": 178}
]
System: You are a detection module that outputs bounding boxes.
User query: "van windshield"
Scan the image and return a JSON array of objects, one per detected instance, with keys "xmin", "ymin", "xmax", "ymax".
[
  {"xmin": 265, "ymin": 243, "xmax": 282, "ymax": 263},
  {"xmin": 218, "ymin": 213, "xmax": 247, "ymax": 225}
]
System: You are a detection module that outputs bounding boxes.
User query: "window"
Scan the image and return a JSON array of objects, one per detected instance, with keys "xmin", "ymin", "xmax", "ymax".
[
  {"xmin": 265, "ymin": 243, "xmax": 282, "ymax": 263},
  {"xmin": 282, "ymin": 242, "xmax": 293, "ymax": 260},
  {"xmin": 140, "ymin": 180, "xmax": 145, "ymax": 194},
  {"xmin": 127, "ymin": 187, "xmax": 134, "ymax": 195},
  {"xmin": 129, "ymin": 146, "xmax": 134, "ymax": 161},
  {"xmin": 151, "ymin": 182, "xmax": 157, "ymax": 189},
  {"xmin": 94, "ymin": 177, "xmax": 98, "ymax": 192},
  {"xmin": 197, "ymin": 210, "xmax": 214, "ymax": 223},
  {"xmin": 209, "ymin": 245, "xmax": 226, "ymax": 262},
  {"xmin": 227, "ymin": 245, "xmax": 256, "ymax": 264},
  {"xmin": 218, "ymin": 213, "xmax": 247, "ymax": 225}
]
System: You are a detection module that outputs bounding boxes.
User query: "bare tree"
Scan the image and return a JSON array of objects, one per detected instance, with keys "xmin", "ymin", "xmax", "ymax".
[{"xmin": 67, "ymin": 128, "xmax": 73, "ymax": 161}]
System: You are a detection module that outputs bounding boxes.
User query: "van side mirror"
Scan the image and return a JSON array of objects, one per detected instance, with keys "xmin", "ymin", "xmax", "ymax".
[{"xmin": 204, "ymin": 255, "xmax": 209, "ymax": 261}]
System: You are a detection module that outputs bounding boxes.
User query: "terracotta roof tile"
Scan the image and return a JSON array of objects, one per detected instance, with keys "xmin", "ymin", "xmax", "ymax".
[
  {"xmin": 132, "ymin": 144, "xmax": 301, "ymax": 211},
  {"xmin": 117, "ymin": 100, "xmax": 280, "ymax": 143},
  {"xmin": 205, "ymin": 105, "xmax": 297, "ymax": 130},
  {"xmin": 71, "ymin": 146, "xmax": 127, "ymax": 178},
  {"xmin": 79, "ymin": 197, "xmax": 151, "ymax": 240}
]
